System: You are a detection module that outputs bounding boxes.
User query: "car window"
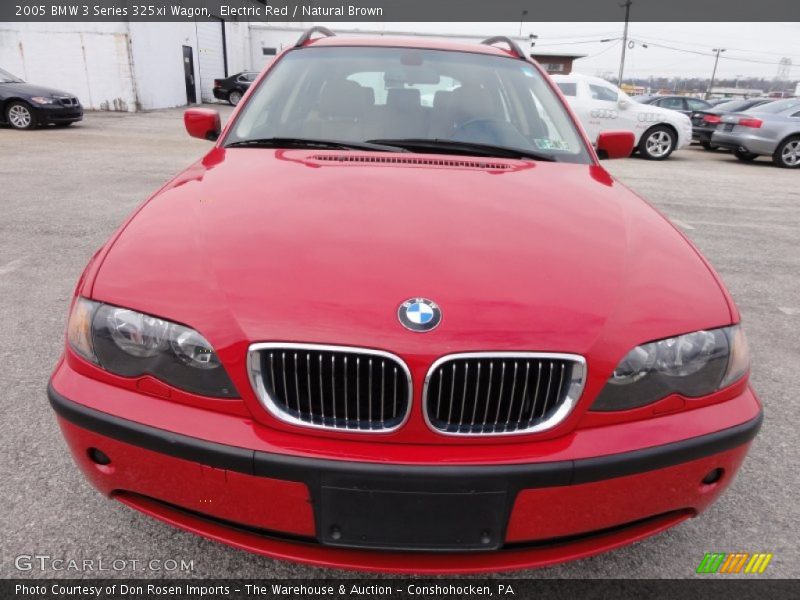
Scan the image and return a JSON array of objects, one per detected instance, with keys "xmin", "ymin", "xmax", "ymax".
[
  {"xmin": 243, "ymin": 73, "xmax": 258, "ymax": 82},
  {"xmin": 714, "ymin": 99, "xmax": 747, "ymax": 112},
  {"xmin": 589, "ymin": 84, "xmax": 618, "ymax": 102},
  {"xmin": 686, "ymin": 98, "xmax": 710, "ymax": 111},
  {"xmin": 657, "ymin": 97, "xmax": 686, "ymax": 110},
  {"xmin": 347, "ymin": 71, "xmax": 461, "ymax": 107},
  {"xmin": 747, "ymin": 98, "xmax": 800, "ymax": 114},
  {"xmin": 227, "ymin": 46, "xmax": 592, "ymax": 164},
  {"xmin": 556, "ymin": 82, "xmax": 577, "ymax": 97}
]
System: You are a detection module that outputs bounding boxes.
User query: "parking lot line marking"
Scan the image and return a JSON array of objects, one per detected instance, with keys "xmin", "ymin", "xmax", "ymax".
[
  {"xmin": 0, "ymin": 258, "xmax": 24, "ymax": 276},
  {"xmin": 670, "ymin": 219, "xmax": 695, "ymax": 230},
  {"xmin": 778, "ymin": 307, "xmax": 799, "ymax": 316}
]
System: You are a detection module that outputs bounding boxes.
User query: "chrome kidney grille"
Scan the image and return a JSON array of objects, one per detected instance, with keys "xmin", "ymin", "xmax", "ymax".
[
  {"xmin": 247, "ymin": 344, "xmax": 412, "ymax": 432},
  {"xmin": 423, "ymin": 353, "xmax": 586, "ymax": 435}
]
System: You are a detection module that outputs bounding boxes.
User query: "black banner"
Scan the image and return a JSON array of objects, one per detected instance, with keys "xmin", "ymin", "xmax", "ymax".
[
  {"xmin": 2, "ymin": 0, "xmax": 800, "ymax": 22},
  {"xmin": 3, "ymin": 579, "xmax": 798, "ymax": 600}
]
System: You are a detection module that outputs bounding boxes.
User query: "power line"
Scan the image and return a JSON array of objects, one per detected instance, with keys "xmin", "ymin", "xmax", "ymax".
[
  {"xmin": 629, "ymin": 38, "xmax": 795, "ymax": 67},
  {"xmin": 638, "ymin": 33, "xmax": 799, "ymax": 59}
]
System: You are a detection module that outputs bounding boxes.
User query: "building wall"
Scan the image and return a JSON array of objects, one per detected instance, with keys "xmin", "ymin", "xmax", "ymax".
[
  {"xmin": 128, "ymin": 22, "xmax": 201, "ymax": 110},
  {"xmin": 0, "ymin": 22, "xmax": 137, "ymax": 111},
  {"xmin": 0, "ymin": 21, "xmax": 251, "ymax": 111}
]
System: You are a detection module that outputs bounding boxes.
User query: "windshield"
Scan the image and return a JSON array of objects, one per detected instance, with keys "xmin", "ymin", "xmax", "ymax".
[
  {"xmin": 0, "ymin": 68, "xmax": 23, "ymax": 83},
  {"xmin": 226, "ymin": 46, "xmax": 591, "ymax": 164},
  {"xmin": 746, "ymin": 97, "xmax": 800, "ymax": 114},
  {"xmin": 714, "ymin": 99, "xmax": 753, "ymax": 112}
]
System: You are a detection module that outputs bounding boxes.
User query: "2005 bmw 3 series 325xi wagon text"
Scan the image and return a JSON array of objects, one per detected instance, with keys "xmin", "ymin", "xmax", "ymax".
[{"xmin": 49, "ymin": 29, "xmax": 761, "ymax": 573}]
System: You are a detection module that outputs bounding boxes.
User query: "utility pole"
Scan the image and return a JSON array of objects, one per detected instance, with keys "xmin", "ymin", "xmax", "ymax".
[
  {"xmin": 618, "ymin": 0, "xmax": 632, "ymax": 86},
  {"xmin": 705, "ymin": 48, "xmax": 726, "ymax": 99},
  {"xmin": 519, "ymin": 10, "xmax": 528, "ymax": 37}
]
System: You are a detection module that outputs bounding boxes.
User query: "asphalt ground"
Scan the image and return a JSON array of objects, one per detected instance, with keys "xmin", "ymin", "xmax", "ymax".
[{"xmin": 1, "ymin": 106, "xmax": 798, "ymax": 580}]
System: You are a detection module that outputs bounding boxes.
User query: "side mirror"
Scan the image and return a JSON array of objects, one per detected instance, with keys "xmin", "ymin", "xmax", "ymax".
[
  {"xmin": 596, "ymin": 131, "xmax": 635, "ymax": 159},
  {"xmin": 184, "ymin": 108, "xmax": 221, "ymax": 141},
  {"xmin": 618, "ymin": 98, "xmax": 631, "ymax": 109}
]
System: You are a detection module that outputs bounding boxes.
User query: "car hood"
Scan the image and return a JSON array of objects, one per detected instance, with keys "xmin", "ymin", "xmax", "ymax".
[
  {"xmin": 93, "ymin": 148, "xmax": 731, "ymax": 365},
  {"xmin": 0, "ymin": 81, "xmax": 76, "ymax": 98}
]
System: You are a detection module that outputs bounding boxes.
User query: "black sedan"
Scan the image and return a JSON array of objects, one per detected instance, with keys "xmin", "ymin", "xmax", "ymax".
[
  {"xmin": 213, "ymin": 71, "xmax": 258, "ymax": 106},
  {"xmin": 633, "ymin": 94, "xmax": 712, "ymax": 117},
  {"xmin": 0, "ymin": 68, "xmax": 83, "ymax": 130},
  {"xmin": 690, "ymin": 98, "xmax": 774, "ymax": 150}
]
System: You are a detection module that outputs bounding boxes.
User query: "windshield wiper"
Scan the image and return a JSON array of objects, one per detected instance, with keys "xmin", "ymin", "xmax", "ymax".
[
  {"xmin": 365, "ymin": 138, "xmax": 556, "ymax": 162},
  {"xmin": 225, "ymin": 137, "xmax": 406, "ymax": 152}
]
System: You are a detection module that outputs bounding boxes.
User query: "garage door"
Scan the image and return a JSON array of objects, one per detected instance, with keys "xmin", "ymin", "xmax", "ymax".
[{"xmin": 196, "ymin": 20, "xmax": 226, "ymax": 103}]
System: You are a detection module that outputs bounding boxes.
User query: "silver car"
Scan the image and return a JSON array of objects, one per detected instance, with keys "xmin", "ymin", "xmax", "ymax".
[{"xmin": 712, "ymin": 97, "xmax": 800, "ymax": 168}]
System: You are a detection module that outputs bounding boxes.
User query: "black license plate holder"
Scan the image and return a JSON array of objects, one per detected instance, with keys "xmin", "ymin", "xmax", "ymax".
[{"xmin": 318, "ymin": 485, "xmax": 508, "ymax": 551}]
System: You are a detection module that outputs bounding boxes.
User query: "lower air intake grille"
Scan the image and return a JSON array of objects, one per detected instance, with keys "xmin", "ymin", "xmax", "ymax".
[
  {"xmin": 424, "ymin": 353, "xmax": 586, "ymax": 436},
  {"xmin": 248, "ymin": 344, "xmax": 411, "ymax": 432}
]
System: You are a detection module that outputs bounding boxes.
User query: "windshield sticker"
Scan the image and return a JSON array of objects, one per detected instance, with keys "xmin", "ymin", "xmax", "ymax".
[{"xmin": 534, "ymin": 138, "xmax": 570, "ymax": 151}]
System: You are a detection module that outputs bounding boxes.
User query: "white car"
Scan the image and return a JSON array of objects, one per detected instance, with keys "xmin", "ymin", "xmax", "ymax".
[{"xmin": 552, "ymin": 73, "xmax": 692, "ymax": 160}]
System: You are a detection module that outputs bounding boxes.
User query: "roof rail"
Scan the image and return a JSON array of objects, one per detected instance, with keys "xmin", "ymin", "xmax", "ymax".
[
  {"xmin": 294, "ymin": 27, "xmax": 336, "ymax": 48},
  {"xmin": 481, "ymin": 36, "xmax": 526, "ymax": 60}
]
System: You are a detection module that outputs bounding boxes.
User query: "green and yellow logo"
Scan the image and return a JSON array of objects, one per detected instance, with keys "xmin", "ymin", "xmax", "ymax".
[{"xmin": 697, "ymin": 552, "xmax": 773, "ymax": 574}]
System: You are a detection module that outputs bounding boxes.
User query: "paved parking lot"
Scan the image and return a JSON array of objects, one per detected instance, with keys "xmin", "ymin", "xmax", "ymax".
[{"xmin": 1, "ymin": 107, "xmax": 797, "ymax": 579}]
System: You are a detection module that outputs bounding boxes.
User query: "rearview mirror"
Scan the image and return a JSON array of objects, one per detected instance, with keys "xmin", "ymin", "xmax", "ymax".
[
  {"xmin": 184, "ymin": 108, "xmax": 221, "ymax": 141},
  {"xmin": 596, "ymin": 131, "xmax": 635, "ymax": 159}
]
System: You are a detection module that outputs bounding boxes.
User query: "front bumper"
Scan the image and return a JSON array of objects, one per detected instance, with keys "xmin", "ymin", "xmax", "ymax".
[
  {"xmin": 48, "ymin": 362, "xmax": 762, "ymax": 573},
  {"xmin": 34, "ymin": 103, "xmax": 83, "ymax": 125}
]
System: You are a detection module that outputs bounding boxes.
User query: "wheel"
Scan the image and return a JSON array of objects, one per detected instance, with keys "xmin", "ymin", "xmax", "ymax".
[
  {"xmin": 734, "ymin": 149, "xmax": 758, "ymax": 162},
  {"xmin": 700, "ymin": 141, "xmax": 717, "ymax": 151},
  {"xmin": 228, "ymin": 90, "xmax": 242, "ymax": 106},
  {"xmin": 773, "ymin": 136, "xmax": 800, "ymax": 169},
  {"xmin": 6, "ymin": 101, "xmax": 35, "ymax": 130},
  {"xmin": 638, "ymin": 125, "xmax": 676, "ymax": 160}
]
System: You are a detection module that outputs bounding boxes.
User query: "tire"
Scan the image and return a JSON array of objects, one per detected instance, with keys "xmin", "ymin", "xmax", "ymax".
[
  {"xmin": 700, "ymin": 141, "xmax": 717, "ymax": 151},
  {"xmin": 638, "ymin": 125, "xmax": 676, "ymax": 160},
  {"xmin": 6, "ymin": 101, "xmax": 36, "ymax": 130},
  {"xmin": 734, "ymin": 149, "xmax": 758, "ymax": 162},
  {"xmin": 772, "ymin": 135, "xmax": 800, "ymax": 169},
  {"xmin": 228, "ymin": 90, "xmax": 242, "ymax": 106}
]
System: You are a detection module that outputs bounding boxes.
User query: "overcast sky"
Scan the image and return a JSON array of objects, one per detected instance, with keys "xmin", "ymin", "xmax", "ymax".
[{"xmin": 328, "ymin": 22, "xmax": 800, "ymax": 81}]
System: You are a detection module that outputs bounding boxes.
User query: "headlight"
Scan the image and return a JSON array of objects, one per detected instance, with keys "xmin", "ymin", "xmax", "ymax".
[
  {"xmin": 30, "ymin": 96, "xmax": 54, "ymax": 104},
  {"xmin": 591, "ymin": 325, "xmax": 749, "ymax": 411},
  {"xmin": 67, "ymin": 298, "xmax": 238, "ymax": 398}
]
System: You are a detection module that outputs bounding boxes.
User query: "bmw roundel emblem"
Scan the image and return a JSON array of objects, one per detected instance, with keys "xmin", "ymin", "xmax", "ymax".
[{"xmin": 398, "ymin": 298, "xmax": 442, "ymax": 332}]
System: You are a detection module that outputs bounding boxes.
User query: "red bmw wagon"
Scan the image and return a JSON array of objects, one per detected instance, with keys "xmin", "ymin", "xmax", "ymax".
[{"xmin": 49, "ymin": 29, "xmax": 761, "ymax": 573}]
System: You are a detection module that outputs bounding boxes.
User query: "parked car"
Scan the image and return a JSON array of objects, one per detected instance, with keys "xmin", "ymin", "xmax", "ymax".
[
  {"xmin": 690, "ymin": 98, "xmax": 775, "ymax": 150},
  {"xmin": 712, "ymin": 97, "xmax": 800, "ymax": 168},
  {"xmin": 213, "ymin": 71, "xmax": 258, "ymax": 106},
  {"xmin": 554, "ymin": 73, "xmax": 692, "ymax": 160},
  {"xmin": 49, "ymin": 29, "xmax": 760, "ymax": 573},
  {"xmin": 0, "ymin": 67, "xmax": 83, "ymax": 129},
  {"xmin": 633, "ymin": 94, "xmax": 712, "ymax": 117},
  {"xmin": 707, "ymin": 98, "xmax": 733, "ymax": 107}
]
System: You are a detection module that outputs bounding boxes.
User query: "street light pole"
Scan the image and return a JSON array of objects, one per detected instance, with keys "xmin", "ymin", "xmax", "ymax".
[
  {"xmin": 519, "ymin": 10, "xmax": 528, "ymax": 37},
  {"xmin": 706, "ymin": 48, "xmax": 726, "ymax": 100},
  {"xmin": 618, "ymin": 0, "xmax": 633, "ymax": 85}
]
